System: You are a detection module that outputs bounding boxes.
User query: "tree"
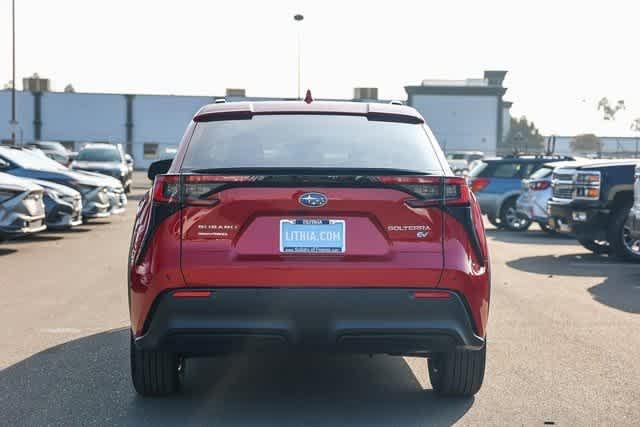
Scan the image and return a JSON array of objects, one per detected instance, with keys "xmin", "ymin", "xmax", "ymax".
[
  {"xmin": 501, "ymin": 116, "xmax": 544, "ymax": 154},
  {"xmin": 631, "ymin": 118, "xmax": 640, "ymax": 133},
  {"xmin": 64, "ymin": 84, "xmax": 75, "ymax": 93},
  {"xmin": 570, "ymin": 134, "xmax": 602, "ymax": 154},
  {"xmin": 597, "ymin": 97, "xmax": 625, "ymax": 120}
]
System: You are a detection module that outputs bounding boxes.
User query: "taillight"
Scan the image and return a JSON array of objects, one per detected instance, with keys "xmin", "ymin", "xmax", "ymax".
[
  {"xmin": 152, "ymin": 175, "xmax": 179, "ymax": 203},
  {"xmin": 470, "ymin": 177, "xmax": 490, "ymax": 193},
  {"xmin": 183, "ymin": 175, "xmax": 256, "ymax": 206},
  {"xmin": 443, "ymin": 177, "xmax": 471, "ymax": 206},
  {"xmin": 152, "ymin": 174, "xmax": 259, "ymax": 205},
  {"xmin": 529, "ymin": 180, "xmax": 550, "ymax": 191},
  {"xmin": 377, "ymin": 176, "xmax": 470, "ymax": 207}
]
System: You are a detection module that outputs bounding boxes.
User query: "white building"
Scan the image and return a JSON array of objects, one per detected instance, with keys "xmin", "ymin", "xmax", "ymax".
[
  {"xmin": 1, "ymin": 71, "xmax": 511, "ymax": 168},
  {"xmin": 405, "ymin": 70, "xmax": 508, "ymax": 156}
]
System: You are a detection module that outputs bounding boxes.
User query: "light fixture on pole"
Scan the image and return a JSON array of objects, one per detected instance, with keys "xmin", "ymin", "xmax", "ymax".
[
  {"xmin": 293, "ymin": 14, "xmax": 304, "ymax": 100},
  {"xmin": 10, "ymin": 0, "xmax": 17, "ymax": 145}
]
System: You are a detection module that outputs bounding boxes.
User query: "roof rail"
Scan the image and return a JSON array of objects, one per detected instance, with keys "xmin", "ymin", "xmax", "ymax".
[
  {"xmin": 214, "ymin": 98, "xmax": 227, "ymax": 104},
  {"xmin": 389, "ymin": 100, "xmax": 403, "ymax": 105},
  {"xmin": 503, "ymin": 152, "xmax": 574, "ymax": 161}
]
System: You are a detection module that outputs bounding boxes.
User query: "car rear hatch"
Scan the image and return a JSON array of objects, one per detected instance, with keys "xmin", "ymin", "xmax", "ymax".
[
  {"xmin": 164, "ymin": 173, "xmax": 475, "ymax": 287},
  {"xmin": 162, "ymin": 109, "xmax": 477, "ymax": 288}
]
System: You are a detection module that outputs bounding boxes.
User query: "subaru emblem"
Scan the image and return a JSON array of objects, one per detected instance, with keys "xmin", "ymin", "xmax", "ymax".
[{"xmin": 298, "ymin": 192, "xmax": 327, "ymax": 208}]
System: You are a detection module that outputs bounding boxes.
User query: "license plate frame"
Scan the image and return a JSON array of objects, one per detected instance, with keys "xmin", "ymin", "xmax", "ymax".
[{"xmin": 279, "ymin": 219, "xmax": 346, "ymax": 254}]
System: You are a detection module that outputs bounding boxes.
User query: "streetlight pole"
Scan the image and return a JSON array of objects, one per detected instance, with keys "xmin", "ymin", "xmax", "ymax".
[
  {"xmin": 294, "ymin": 14, "xmax": 304, "ymax": 100},
  {"xmin": 10, "ymin": 0, "xmax": 17, "ymax": 145}
]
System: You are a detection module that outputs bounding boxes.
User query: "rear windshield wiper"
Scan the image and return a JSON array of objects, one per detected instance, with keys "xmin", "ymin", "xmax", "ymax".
[{"xmin": 187, "ymin": 167, "xmax": 435, "ymax": 176}]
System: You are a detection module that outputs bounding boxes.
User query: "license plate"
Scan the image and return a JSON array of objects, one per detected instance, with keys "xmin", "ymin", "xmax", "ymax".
[{"xmin": 280, "ymin": 219, "xmax": 345, "ymax": 253}]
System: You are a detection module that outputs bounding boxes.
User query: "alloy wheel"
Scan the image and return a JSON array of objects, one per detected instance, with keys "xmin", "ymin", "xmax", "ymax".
[
  {"xmin": 505, "ymin": 207, "xmax": 528, "ymax": 230},
  {"xmin": 623, "ymin": 225, "xmax": 640, "ymax": 256}
]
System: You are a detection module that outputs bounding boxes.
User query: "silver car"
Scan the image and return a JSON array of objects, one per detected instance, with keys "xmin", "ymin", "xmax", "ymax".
[
  {"xmin": 628, "ymin": 164, "xmax": 640, "ymax": 239},
  {"xmin": 73, "ymin": 170, "xmax": 127, "ymax": 215},
  {"xmin": 0, "ymin": 146, "xmax": 112, "ymax": 221},
  {"xmin": 446, "ymin": 151, "xmax": 484, "ymax": 176},
  {"xmin": 25, "ymin": 141, "xmax": 72, "ymax": 166},
  {"xmin": 33, "ymin": 179, "xmax": 83, "ymax": 229},
  {"xmin": 0, "ymin": 172, "xmax": 47, "ymax": 239},
  {"xmin": 516, "ymin": 161, "xmax": 576, "ymax": 233},
  {"xmin": 515, "ymin": 165, "xmax": 554, "ymax": 232}
]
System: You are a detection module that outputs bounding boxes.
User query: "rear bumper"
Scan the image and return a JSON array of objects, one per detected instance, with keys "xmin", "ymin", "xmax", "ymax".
[{"xmin": 134, "ymin": 288, "xmax": 485, "ymax": 356}]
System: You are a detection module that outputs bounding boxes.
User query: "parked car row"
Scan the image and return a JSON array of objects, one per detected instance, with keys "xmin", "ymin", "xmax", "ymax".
[
  {"xmin": 469, "ymin": 154, "xmax": 574, "ymax": 231},
  {"xmin": 468, "ymin": 154, "xmax": 640, "ymax": 261},
  {"xmin": 0, "ymin": 145, "xmax": 128, "ymax": 241}
]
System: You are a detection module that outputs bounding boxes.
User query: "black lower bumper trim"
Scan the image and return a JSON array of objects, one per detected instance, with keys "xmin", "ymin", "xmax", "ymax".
[
  {"xmin": 134, "ymin": 288, "xmax": 485, "ymax": 355},
  {"xmin": 548, "ymin": 202, "xmax": 611, "ymax": 240}
]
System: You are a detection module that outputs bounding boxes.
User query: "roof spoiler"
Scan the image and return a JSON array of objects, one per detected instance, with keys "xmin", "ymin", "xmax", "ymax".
[{"xmin": 194, "ymin": 110, "xmax": 424, "ymax": 124}]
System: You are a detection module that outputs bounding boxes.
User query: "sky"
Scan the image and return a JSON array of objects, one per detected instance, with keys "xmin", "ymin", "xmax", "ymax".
[{"xmin": 1, "ymin": 0, "xmax": 639, "ymax": 137}]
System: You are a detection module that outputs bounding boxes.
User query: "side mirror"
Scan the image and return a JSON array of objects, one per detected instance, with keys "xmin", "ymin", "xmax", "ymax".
[
  {"xmin": 0, "ymin": 158, "xmax": 10, "ymax": 170},
  {"xmin": 125, "ymin": 154, "xmax": 134, "ymax": 165},
  {"xmin": 148, "ymin": 158, "xmax": 173, "ymax": 181}
]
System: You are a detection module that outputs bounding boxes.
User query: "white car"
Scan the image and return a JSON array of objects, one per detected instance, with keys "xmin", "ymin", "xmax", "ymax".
[
  {"xmin": 0, "ymin": 172, "xmax": 47, "ymax": 239},
  {"xmin": 516, "ymin": 161, "xmax": 579, "ymax": 233},
  {"xmin": 446, "ymin": 151, "xmax": 484, "ymax": 175},
  {"xmin": 515, "ymin": 163, "xmax": 558, "ymax": 232}
]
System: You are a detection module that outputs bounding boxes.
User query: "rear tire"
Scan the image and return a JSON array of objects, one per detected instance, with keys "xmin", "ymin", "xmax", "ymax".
[
  {"xmin": 130, "ymin": 331, "xmax": 180, "ymax": 396},
  {"xmin": 428, "ymin": 345, "xmax": 486, "ymax": 397},
  {"xmin": 577, "ymin": 238, "xmax": 610, "ymax": 255},
  {"xmin": 500, "ymin": 198, "xmax": 531, "ymax": 232},
  {"xmin": 608, "ymin": 205, "xmax": 640, "ymax": 261}
]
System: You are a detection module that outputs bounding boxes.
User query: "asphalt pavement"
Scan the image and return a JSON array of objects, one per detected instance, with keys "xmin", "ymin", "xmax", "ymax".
[{"xmin": 1, "ymin": 172, "xmax": 639, "ymax": 426}]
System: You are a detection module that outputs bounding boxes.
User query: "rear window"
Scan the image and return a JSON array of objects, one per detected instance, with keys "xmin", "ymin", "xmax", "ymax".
[
  {"xmin": 529, "ymin": 166, "xmax": 552, "ymax": 180},
  {"xmin": 468, "ymin": 161, "xmax": 488, "ymax": 177},
  {"xmin": 470, "ymin": 161, "xmax": 539, "ymax": 179},
  {"xmin": 76, "ymin": 148, "xmax": 121, "ymax": 162},
  {"xmin": 181, "ymin": 114, "xmax": 443, "ymax": 172},
  {"xmin": 38, "ymin": 141, "xmax": 66, "ymax": 152}
]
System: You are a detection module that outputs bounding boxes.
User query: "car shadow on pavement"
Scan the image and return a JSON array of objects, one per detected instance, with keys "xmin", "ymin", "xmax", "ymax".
[
  {"xmin": 0, "ymin": 247, "xmax": 17, "ymax": 256},
  {"xmin": 46, "ymin": 227, "xmax": 92, "ymax": 234},
  {"xmin": 5, "ymin": 234, "xmax": 64, "ymax": 244},
  {"xmin": 507, "ymin": 254, "xmax": 640, "ymax": 314},
  {"xmin": 83, "ymin": 220, "xmax": 112, "ymax": 226},
  {"xmin": 485, "ymin": 229, "xmax": 576, "ymax": 246},
  {"xmin": 0, "ymin": 328, "xmax": 473, "ymax": 427},
  {"xmin": 126, "ymin": 193, "xmax": 146, "ymax": 202}
]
